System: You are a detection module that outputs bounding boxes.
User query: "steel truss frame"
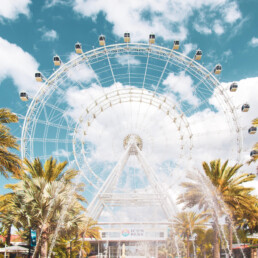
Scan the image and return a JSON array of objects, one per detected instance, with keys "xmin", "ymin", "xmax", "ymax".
[
  {"xmin": 20, "ymin": 43, "xmax": 243, "ymax": 227},
  {"xmin": 21, "ymin": 43, "xmax": 242, "ymax": 163},
  {"xmin": 72, "ymin": 88, "xmax": 193, "ymax": 188},
  {"xmin": 87, "ymin": 142, "xmax": 177, "ymax": 220}
]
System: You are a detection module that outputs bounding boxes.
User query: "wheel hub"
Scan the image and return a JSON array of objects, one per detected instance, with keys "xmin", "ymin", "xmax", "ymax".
[{"xmin": 123, "ymin": 134, "xmax": 143, "ymax": 155}]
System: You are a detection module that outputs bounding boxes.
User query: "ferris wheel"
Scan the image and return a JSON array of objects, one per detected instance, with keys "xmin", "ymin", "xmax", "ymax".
[{"xmin": 20, "ymin": 33, "xmax": 247, "ymax": 222}]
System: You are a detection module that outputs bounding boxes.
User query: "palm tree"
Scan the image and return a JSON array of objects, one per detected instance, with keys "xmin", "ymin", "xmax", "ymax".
[
  {"xmin": 0, "ymin": 108, "xmax": 21, "ymax": 178},
  {"xmin": 54, "ymin": 217, "xmax": 100, "ymax": 258},
  {"xmin": 202, "ymin": 160, "xmax": 257, "ymax": 252},
  {"xmin": 0, "ymin": 156, "xmax": 81, "ymax": 247},
  {"xmin": 173, "ymin": 211, "xmax": 209, "ymax": 258},
  {"xmin": 178, "ymin": 159, "xmax": 257, "ymax": 257},
  {"xmin": 0, "ymin": 193, "xmax": 15, "ymax": 245},
  {"xmin": 234, "ymin": 201, "xmax": 258, "ymax": 234},
  {"xmin": 1, "ymin": 157, "xmax": 88, "ymax": 258},
  {"xmin": 23, "ymin": 157, "xmax": 78, "ymax": 182},
  {"xmin": 6, "ymin": 177, "xmax": 86, "ymax": 258},
  {"xmin": 194, "ymin": 228, "xmax": 213, "ymax": 258},
  {"xmin": 77, "ymin": 217, "xmax": 100, "ymax": 257}
]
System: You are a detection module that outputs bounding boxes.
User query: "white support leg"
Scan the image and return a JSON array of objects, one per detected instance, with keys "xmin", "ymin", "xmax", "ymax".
[
  {"xmin": 88, "ymin": 147, "xmax": 130, "ymax": 219},
  {"xmin": 135, "ymin": 144, "xmax": 178, "ymax": 218}
]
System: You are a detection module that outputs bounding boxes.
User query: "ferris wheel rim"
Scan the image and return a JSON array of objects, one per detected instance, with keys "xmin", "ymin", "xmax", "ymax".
[
  {"xmin": 21, "ymin": 42, "xmax": 243, "ymax": 171},
  {"xmin": 72, "ymin": 87, "xmax": 194, "ymax": 184}
]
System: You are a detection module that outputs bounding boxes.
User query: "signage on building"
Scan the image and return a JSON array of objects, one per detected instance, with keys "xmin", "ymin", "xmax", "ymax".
[
  {"xmin": 121, "ymin": 229, "xmax": 130, "ymax": 237},
  {"xmin": 121, "ymin": 228, "xmax": 144, "ymax": 239},
  {"xmin": 31, "ymin": 230, "xmax": 37, "ymax": 247}
]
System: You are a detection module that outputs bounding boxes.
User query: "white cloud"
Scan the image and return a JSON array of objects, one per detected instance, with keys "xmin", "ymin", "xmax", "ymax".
[
  {"xmin": 226, "ymin": 17, "xmax": 248, "ymax": 40},
  {"xmin": 163, "ymin": 71, "xmax": 199, "ymax": 107},
  {"xmin": 222, "ymin": 49, "xmax": 232, "ymax": 62},
  {"xmin": 182, "ymin": 43, "xmax": 197, "ymax": 56},
  {"xmin": 213, "ymin": 20, "xmax": 224, "ymax": 35},
  {"xmin": 222, "ymin": 49, "xmax": 232, "ymax": 58},
  {"xmin": 0, "ymin": 37, "xmax": 40, "ymax": 95},
  {"xmin": 72, "ymin": 0, "xmax": 242, "ymax": 42},
  {"xmin": 208, "ymin": 77, "xmax": 258, "ymax": 168},
  {"xmin": 116, "ymin": 54, "xmax": 141, "ymax": 66},
  {"xmin": 65, "ymin": 84, "xmax": 184, "ymax": 168},
  {"xmin": 44, "ymin": 0, "xmax": 71, "ymax": 8},
  {"xmin": 222, "ymin": 1, "xmax": 241, "ymax": 24},
  {"xmin": 193, "ymin": 23, "xmax": 212, "ymax": 35},
  {"xmin": 62, "ymin": 77, "xmax": 258, "ymax": 202},
  {"xmin": 41, "ymin": 28, "xmax": 59, "ymax": 41},
  {"xmin": 0, "ymin": 0, "xmax": 31, "ymax": 20},
  {"xmin": 175, "ymin": 77, "xmax": 258, "ymax": 190},
  {"xmin": 67, "ymin": 53, "xmax": 96, "ymax": 83},
  {"xmin": 249, "ymin": 37, "xmax": 258, "ymax": 47},
  {"xmin": 64, "ymin": 83, "xmax": 109, "ymax": 122},
  {"xmin": 52, "ymin": 149, "xmax": 71, "ymax": 158},
  {"xmin": 188, "ymin": 108, "xmax": 236, "ymax": 162}
]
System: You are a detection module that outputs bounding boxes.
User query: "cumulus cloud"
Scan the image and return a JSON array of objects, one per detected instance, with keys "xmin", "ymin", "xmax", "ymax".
[
  {"xmin": 199, "ymin": 77, "xmax": 258, "ymax": 176},
  {"xmin": 0, "ymin": 37, "xmax": 40, "ymax": 95},
  {"xmin": 116, "ymin": 54, "xmax": 141, "ymax": 66},
  {"xmin": 0, "ymin": 0, "xmax": 31, "ymax": 21},
  {"xmin": 64, "ymin": 83, "xmax": 110, "ymax": 121},
  {"xmin": 193, "ymin": 23, "xmax": 212, "ymax": 35},
  {"xmin": 182, "ymin": 43, "xmax": 197, "ymax": 56},
  {"xmin": 62, "ymin": 76, "xmax": 258, "ymax": 204},
  {"xmin": 67, "ymin": 53, "xmax": 96, "ymax": 83},
  {"xmin": 249, "ymin": 37, "xmax": 258, "ymax": 47},
  {"xmin": 52, "ymin": 149, "xmax": 71, "ymax": 158},
  {"xmin": 168, "ymin": 77, "xmax": 258, "ymax": 189},
  {"xmin": 72, "ymin": 0, "xmax": 241, "ymax": 42},
  {"xmin": 188, "ymin": 108, "xmax": 236, "ymax": 163},
  {"xmin": 65, "ymin": 83, "xmax": 183, "ymax": 167},
  {"xmin": 222, "ymin": 1, "xmax": 241, "ymax": 24},
  {"xmin": 44, "ymin": 0, "xmax": 72, "ymax": 8},
  {"xmin": 40, "ymin": 27, "xmax": 59, "ymax": 41},
  {"xmin": 213, "ymin": 20, "xmax": 224, "ymax": 35},
  {"xmin": 222, "ymin": 49, "xmax": 232, "ymax": 63},
  {"xmin": 64, "ymin": 74, "xmax": 258, "ymax": 176},
  {"xmin": 163, "ymin": 71, "xmax": 199, "ymax": 107},
  {"xmin": 220, "ymin": 78, "xmax": 258, "ymax": 158}
]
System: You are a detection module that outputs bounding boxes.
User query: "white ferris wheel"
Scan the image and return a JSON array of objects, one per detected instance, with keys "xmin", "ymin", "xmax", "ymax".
[{"xmin": 20, "ymin": 33, "xmax": 247, "ymax": 224}]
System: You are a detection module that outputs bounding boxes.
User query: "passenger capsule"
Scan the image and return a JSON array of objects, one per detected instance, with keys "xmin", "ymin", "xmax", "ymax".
[
  {"xmin": 173, "ymin": 40, "xmax": 180, "ymax": 50},
  {"xmin": 99, "ymin": 35, "xmax": 105, "ymax": 46},
  {"xmin": 53, "ymin": 55, "xmax": 61, "ymax": 66},
  {"xmin": 75, "ymin": 42, "xmax": 82, "ymax": 54},
  {"xmin": 35, "ymin": 72, "xmax": 43, "ymax": 82},
  {"xmin": 241, "ymin": 104, "xmax": 250, "ymax": 112},
  {"xmin": 248, "ymin": 126, "xmax": 257, "ymax": 134},
  {"xmin": 194, "ymin": 50, "xmax": 202, "ymax": 60},
  {"xmin": 230, "ymin": 82, "xmax": 238, "ymax": 92},
  {"xmin": 149, "ymin": 34, "xmax": 155, "ymax": 44},
  {"xmin": 214, "ymin": 64, "xmax": 222, "ymax": 74},
  {"xmin": 124, "ymin": 32, "xmax": 130, "ymax": 43},
  {"xmin": 20, "ymin": 92, "xmax": 28, "ymax": 101},
  {"xmin": 250, "ymin": 150, "xmax": 258, "ymax": 158}
]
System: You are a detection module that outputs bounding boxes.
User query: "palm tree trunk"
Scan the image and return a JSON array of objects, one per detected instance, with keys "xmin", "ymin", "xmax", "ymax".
[
  {"xmin": 6, "ymin": 226, "xmax": 11, "ymax": 245},
  {"xmin": 203, "ymin": 249, "xmax": 206, "ymax": 258},
  {"xmin": 227, "ymin": 218, "xmax": 233, "ymax": 256},
  {"xmin": 187, "ymin": 233, "xmax": 190, "ymax": 258},
  {"xmin": 213, "ymin": 223, "xmax": 220, "ymax": 258},
  {"xmin": 28, "ymin": 228, "xmax": 32, "ymax": 258},
  {"xmin": 40, "ymin": 226, "xmax": 48, "ymax": 258},
  {"xmin": 200, "ymin": 245, "xmax": 206, "ymax": 258}
]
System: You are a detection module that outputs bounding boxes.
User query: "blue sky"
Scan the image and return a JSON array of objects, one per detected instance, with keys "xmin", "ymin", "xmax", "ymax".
[{"xmin": 0, "ymin": 0, "xmax": 257, "ymax": 207}]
